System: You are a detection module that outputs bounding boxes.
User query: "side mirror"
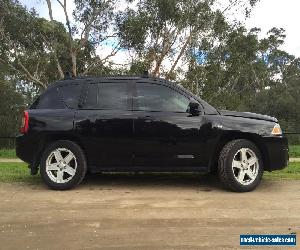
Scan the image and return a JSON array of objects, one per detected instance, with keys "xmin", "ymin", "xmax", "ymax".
[{"xmin": 187, "ymin": 101, "xmax": 201, "ymax": 116}]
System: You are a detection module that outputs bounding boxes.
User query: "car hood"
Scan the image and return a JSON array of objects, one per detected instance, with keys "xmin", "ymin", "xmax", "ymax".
[{"xmin": 219, "ymin": 110, "xmax": 278, "ymax": 123}]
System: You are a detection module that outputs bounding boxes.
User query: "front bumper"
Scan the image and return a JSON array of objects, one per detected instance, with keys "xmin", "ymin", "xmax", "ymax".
[{"xmin": 263, "ymin": 136, "xmax": 289, "ymax": 171}]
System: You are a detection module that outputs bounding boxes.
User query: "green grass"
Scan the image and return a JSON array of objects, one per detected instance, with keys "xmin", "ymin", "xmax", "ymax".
[
  {"xmin": 0, "ymin": 149, "xmax": 16, "ymax": 158},
  {"xmin": 289, "ymin": 145, "xmax": 300, "ymax": 158},
  {"xmin": 0, "ymin": 162, "xmax": 40, "ymax": 184},
  {"xmin": 263, "ymin": 162, "xmax": 300, "ymax": 180},
  {"xmin": 0, "ymin": 162, "xmax": 300, "ymax": 184}
]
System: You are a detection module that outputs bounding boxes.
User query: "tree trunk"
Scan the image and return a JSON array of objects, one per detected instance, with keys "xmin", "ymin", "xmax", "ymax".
[
  {"xmin": 46, "ymin": 0, "xmax": 64, "ymax": 79},
  {"xmin": 166, "ymin": 34, "xmax": 191, "ymax": 80},
  {"xmin": 45, "ymin": 0, "xmax": 54, "ymax": 21},
  {"xmin": 55, "ymin": 56, "xmax": 64, "ymax": 79},
  {"xmin": 71, "ymin": 52, "xmax": 77, "ymax": 77}
]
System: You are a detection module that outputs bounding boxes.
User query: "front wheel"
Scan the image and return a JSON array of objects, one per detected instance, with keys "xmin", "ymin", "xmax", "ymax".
[
  {"xmin": 218, "ymin": 139, "xmax": 263, "ymax": 192},
  {"xmin": 40, "ymin": 140, "xmax": 87, "ymax": 190}
]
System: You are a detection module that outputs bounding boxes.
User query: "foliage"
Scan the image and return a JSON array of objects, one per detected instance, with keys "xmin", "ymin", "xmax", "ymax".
[
  {"xmin": 0, "ymin": 77, "xmax": 24, "ymax": 139},
  {"xmin": 0, "ymin": 0, "xmax": 121, "ymax": 88},
  {"xmin": 117, "ymin": 0, "xmax": 255, "ymax": 79},
  {"xmin": 0, "ymin": 0, "xmax": 68, "ymax": 87}
]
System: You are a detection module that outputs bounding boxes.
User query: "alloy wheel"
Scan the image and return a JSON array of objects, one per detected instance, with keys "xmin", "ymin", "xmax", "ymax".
[
  {"xmin": 232, "ymin": 148, "xmax": 259, "ymax": 185},
  {"xmin": 45, "ymin": 148, "xmax": 77, "ymax": 184}
]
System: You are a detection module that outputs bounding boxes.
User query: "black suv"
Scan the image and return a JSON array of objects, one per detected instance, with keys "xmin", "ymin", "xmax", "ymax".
[{"xmin": 16, "ymin": 76, "xmax": 288, "ymax": 191}]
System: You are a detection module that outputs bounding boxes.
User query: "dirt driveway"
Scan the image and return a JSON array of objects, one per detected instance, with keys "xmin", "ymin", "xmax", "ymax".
[{"xmin": 0, "ymin": 174, "xmax": 299, "ymax": 250}]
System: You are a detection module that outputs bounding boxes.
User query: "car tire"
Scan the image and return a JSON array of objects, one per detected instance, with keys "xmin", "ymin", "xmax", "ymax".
[
  {"xmin": 218, "ymin": 139, "xmax": 263, "ymax": 192},
  {"xmin": 40, "ymin": 140, "xmax": 87, "ymax": 190}
]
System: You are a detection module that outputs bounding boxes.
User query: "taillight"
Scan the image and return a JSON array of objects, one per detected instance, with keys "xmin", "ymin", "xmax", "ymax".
[{"xmin": 20, "ymin": 111, "xmax": 29, "ymax": 134}]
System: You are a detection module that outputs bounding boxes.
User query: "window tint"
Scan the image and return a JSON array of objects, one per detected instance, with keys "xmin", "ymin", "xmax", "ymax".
[
  {"xmin": 32, "ymin": 87, "xmax": 64, "ymax": 109},
  {"xmin": 58, "ymin": 84, "xmax": 82, "ymax": 109},
  {"xmin": 83, "ymin": 82, "xmax": 130, "ymax": 110},
  {"xmin": 84, "ymin": 84, "xmax": 98, "ymax": 109},
  {"xmin": 134, "ymin": 83, "xmax": 190, "ymax": 112}
]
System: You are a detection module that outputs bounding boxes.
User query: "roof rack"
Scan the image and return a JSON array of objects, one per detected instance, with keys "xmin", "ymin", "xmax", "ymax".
[
  {"xmin": 59, "ymin": 71, "xmax": 177, "ymax": 87},
  {"xmin": 63, "ymin": 70, "xmax": 152, "ymax": 80}
]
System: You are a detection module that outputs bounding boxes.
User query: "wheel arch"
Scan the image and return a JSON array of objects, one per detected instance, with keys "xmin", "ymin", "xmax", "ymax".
[
  {"xmin": 33, "ymin": 133, "xmax": 87, "ymax": 170},
  {"xmin": 209, "ymin": 132, "xmax": 270, "ymax": 173}
]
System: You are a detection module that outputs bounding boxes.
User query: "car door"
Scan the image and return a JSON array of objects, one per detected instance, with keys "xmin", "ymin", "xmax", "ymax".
[
  {"xmin": 132, "ymin": 80, "xmax": 208, "ymax": 170},
  {"xmin": 74, "ymin": 79, "xmax": 134, "ymax": 171}
]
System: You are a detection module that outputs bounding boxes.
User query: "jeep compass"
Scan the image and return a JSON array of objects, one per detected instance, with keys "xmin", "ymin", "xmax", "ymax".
[{"xmin": 16, "ymin": 76, "xmax": 289, "ymax": 191}]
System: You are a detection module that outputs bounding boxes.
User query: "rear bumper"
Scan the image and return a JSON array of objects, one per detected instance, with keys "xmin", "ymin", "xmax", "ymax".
[
  {"xmin": 262, "ymin": 136, "xmax": 289, "ymax": 171},
  {"xmin": 16, "ymin": 134, "xmax": 36, "ymax": 164}
]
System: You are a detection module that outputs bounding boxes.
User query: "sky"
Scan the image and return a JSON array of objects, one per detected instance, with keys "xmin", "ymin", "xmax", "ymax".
[
  {"xmin": 245, "ymin": 0, "xmax": 300, "ymax": 57},
  {"xmin": 20, "ymin": 0, "xmax": 300, "ymax": 57}
]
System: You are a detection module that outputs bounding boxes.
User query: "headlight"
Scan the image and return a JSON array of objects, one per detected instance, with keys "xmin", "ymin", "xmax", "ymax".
[{"xmin": 271, "ymin": 123, "xmax": 282, "ymax": 135}]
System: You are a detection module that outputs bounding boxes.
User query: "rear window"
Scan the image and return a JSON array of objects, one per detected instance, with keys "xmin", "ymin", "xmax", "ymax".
[
  {"xmin": 31, "ymin": 87, "xmax": 65, "ymax": 109},
  {"xmin": 31, "ymin": 84, "xmax": 82, "ymax": 109}
]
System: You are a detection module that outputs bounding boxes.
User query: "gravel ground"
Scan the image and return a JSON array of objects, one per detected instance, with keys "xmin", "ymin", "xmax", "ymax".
[{"xmin": 0, "ymin": 174, "xmax": 299, "ymax": 250}]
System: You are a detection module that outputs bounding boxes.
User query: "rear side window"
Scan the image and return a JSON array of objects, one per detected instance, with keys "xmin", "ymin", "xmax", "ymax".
[
  {"xmin": 58, "ymin": 84, "xmax": 82, "ymax": 109},
  {"xmin": 31, "ymin": 87, "xmax": 65, "ymax": 109},
  {"xmin": 83, "ymin": 82, "xmax": 130, "ymax": 110}
]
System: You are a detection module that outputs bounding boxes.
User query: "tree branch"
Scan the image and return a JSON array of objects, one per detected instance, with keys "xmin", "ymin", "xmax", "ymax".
[
  {"xmin": 221, "ymin": 0, "xmax": 240, "ymax": 14},
  {"xmin": 54, "ymin": 55, "xmax": 65, "ymax": 79},
  {"xmin": 166, "ymin": 33, "xmax": 191, "ymax": 80},
  {"xmin": 18, "ymin": 61, "xmax": 46, "ymax": 87},
  {"xmin": 0, "ymin": 58, "xmax": 46, "ymax": 88},
  {"xmin": 45, "ymin": 0, "xmax": 54, "ymax": 21},
  {"xmin": 153, "ymin": 27, "xmax": 178, "ymax": 76},
  {"xmin": 77, "ymin": 8, "xmax": 102, "ymax": 51},
  {"xmin": 56, "ymin": 0, "xmax": 77, "ymax": 76},
  {"xmin": 82, "ymin": 43, "xmax": 121, "ymax": 75},
  {"xmin": 45, "ymin": 0, "xmax": 65, "ymax": 79}
]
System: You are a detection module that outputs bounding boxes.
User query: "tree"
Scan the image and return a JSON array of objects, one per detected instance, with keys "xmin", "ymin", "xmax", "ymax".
[
  {"xmin": 0, "ymin": 0, "xmax": 121, "ymax": 89},
  {"xmin": 183, "ymin": 26, "xmax": 296, "ymax": 109},
  {"xmin": 0, "ymin": 76, "xmax": 24, "ymax": 147},
  {"xmin": 0, "ymin": 0, "xmax": 63, "ymax": 88},
  {"xmin": 117, "ymin": 0, "xmax": 258, "ymax": 80},
  {"xmin": 46, "ymin": 0, "xmax": 120, "ymax": 76}
]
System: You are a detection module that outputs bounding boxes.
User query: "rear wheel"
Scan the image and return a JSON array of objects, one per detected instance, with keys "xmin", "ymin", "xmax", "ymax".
[
  {"xmin": 218, "ymin": 139, "xmax": 263, "ymax": 192},
  {"xmin": 40, "ymin": 140, "xmax": 87, "ymax": 190}
]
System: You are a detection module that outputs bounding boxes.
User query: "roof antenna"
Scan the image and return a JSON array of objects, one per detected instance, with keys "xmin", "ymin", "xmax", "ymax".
[
  {"xmin": 64, "ymin": 71, "xmax": 73, "ymax": 80},
  {"xmin": 142, "ymin": 70, "xmax": 149, "ymax": 78}
]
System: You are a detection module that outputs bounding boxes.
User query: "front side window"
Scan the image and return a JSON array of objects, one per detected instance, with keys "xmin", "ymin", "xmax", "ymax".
[
  {"xmin": 134, "ymin": 82, "xmax": 190, "ymax": 112},
  {"xmin": 83, "ymin": 81, "xmax": 130, "ymax": 110}
]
